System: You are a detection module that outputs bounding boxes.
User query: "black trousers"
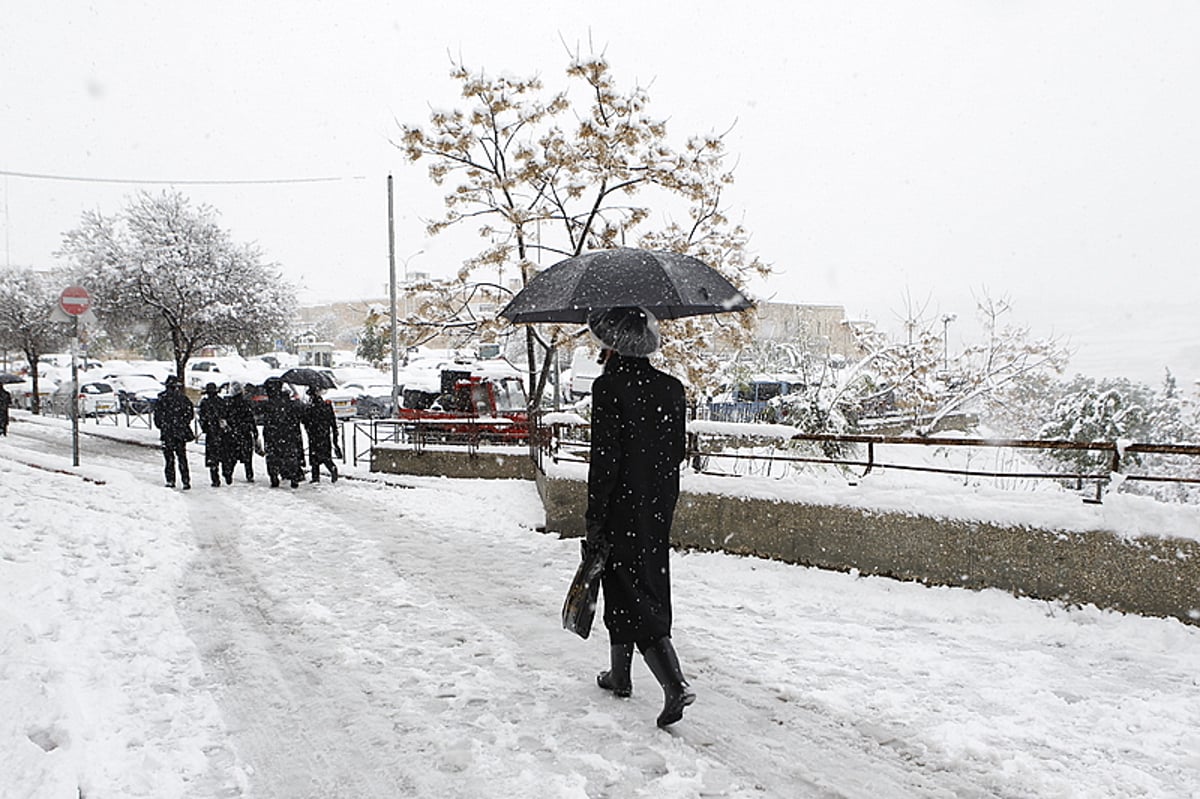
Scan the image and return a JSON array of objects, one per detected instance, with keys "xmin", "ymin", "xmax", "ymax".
[
  {"xmin": 221, "ymin": 457, "xmax": 254, "ymax": 482},
  {"xmin": 162, "ymin": 441, "xmax": 191, "ymax": 486}
]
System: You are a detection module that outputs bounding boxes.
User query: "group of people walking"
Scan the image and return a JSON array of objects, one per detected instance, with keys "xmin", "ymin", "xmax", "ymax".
[{"xmin": 153, "ymin": 376, "xmax": 341, "ymax": 490}]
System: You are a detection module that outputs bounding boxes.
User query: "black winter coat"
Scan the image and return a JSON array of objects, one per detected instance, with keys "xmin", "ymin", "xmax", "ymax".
[
  {"xmin": 260, "ymin": 394, "xmax": 305, "ymax": 478},
  {"xmin": 0, "ymin": 385, "xmax": 10, "ymax": 432},
  {"xmin": 585, "ymin": 355, "xmax": 688, "ymax": 645},
  {"xmin": 153, "ymin": 387, "xmax": 195, "ymax": 446},
  {"xmin": 223, "ymin": 394, "xmax": 258, "ymax": 463},
  {"xmin": 303, "ymin": 399, "xmax": 338, "ymax": 461},
  {"xmin": 198, "ymin": 394, "xmax": 229, "ymax": 467}
]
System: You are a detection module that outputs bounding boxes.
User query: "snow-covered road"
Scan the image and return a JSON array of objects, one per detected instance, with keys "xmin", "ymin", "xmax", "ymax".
[{"xmin": 3, "ymin": 413, "xmax": 1200, "ymax": 798}]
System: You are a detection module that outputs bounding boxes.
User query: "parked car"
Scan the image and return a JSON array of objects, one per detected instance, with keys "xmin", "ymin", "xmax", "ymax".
[
  {"xmin": 186, "ymin": 359, "xmax": 227, "ymax": 391},
  {"xmin": 50, "ymin": 380, "xmax": 119, "ymax": 416},
  {"xmin": 342, "ymin": 381, "xmax": 397, "ymax": 419},
  {"xmin": 108, "ymin": 374, "xmax": 164, "ymax": 414},
  {"xmin": 11, "ymin": 377, "xmax": 55, "ymax": 410},
  {"xmin": 322, "ymin": 386, "xmax": 359, "ymax": 420}
]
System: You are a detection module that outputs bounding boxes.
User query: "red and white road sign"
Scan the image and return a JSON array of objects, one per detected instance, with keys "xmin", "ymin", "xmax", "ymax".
[{"xmin": 59, "ymin": 285, "xmax": 92, "ymax": 317}]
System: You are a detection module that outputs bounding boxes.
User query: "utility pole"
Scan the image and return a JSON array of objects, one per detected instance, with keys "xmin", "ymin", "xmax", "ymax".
[{"xmin": 387, "ymin": 175, "xmax": 399, "ymax": 418}]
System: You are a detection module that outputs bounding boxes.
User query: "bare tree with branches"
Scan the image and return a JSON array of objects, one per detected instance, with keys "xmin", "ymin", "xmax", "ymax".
[{"xmin": 396, "ymin": 47, "xmax": 769, "ymax": 402}]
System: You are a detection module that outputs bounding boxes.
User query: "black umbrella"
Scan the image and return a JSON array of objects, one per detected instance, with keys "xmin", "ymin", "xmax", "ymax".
[
  {"xmin": 498, "ymin": 247, "xmax": 752, "ymax": 324},
  {"xmin": 0, "ymin": 372, "xmax": 24, "ymax": 385},
  {"xmin": 279, "ymin": 368, "xmax": 337, "ymax": 389}
]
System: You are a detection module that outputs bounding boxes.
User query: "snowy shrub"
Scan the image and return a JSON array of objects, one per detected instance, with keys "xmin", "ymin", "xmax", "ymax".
[
  {"xmin": 1037, "ymin": 372, "xmax": 1200, "ymax": 502},
  {"xmin": 767, "ymin": 385, "xmax": 857, "ymax": 460}
]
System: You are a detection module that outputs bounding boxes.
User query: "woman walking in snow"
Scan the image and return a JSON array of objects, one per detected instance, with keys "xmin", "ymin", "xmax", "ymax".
[{"xmin": 583, "ymin": 306, "xmax": 695, "ymax": 728}]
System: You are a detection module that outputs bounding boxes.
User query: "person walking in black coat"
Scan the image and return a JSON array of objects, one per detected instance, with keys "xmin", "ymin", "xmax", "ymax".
[
  {"xmin": 152, "ymin": 375, "xmax": 195, "ymax": 489},
  {"xmin": 583, "ymin": 306, "xmax": 695, "ymax": 727},
  {"xmin": 302, "ymin": 385, "xmax": 341, "ymax": 482},
  {"xmin": 0, "ymin": 383, "xmax": 10, "ymax": 436},
  {"xmin": 260, "ymin": 377, "xmax": 305, "ymax": 489},
  {"xmin": 222, "ymin": 382, "xmax": 259, "ymax": 483},
  {"xmin": 197, "ymin": 382, "xmax": 230, "ymax": 487}
]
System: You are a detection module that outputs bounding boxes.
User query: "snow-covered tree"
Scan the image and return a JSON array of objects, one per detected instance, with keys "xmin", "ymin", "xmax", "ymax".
[
  {"xmin": 58, "ymin": 190, "xmax": 296, "ymax": 380},
  {"xmin": 1130, "ymin": 370, "xmax": 1200, "ymax": 502},
  {"xmin": 1038, "ymin": 376, "xmax": 1151, "ymax": 473},
  {"xmin": 0, "ymin": 267, "xmax": 69, "ymax": 414},
  {"xmin": 397, "ymin": 49, "xmax": 769, "ymax": 401},
  {"xmin": 356, "ymin": 309, "xmax": 388, "ymax": 368},
  {"xmin": 768, "ymin": 384, "xmax": 857, "ymax": 459},
  {"xmin": 852, "ymin": 292, "xmax": 1069, "ymax": 435}
]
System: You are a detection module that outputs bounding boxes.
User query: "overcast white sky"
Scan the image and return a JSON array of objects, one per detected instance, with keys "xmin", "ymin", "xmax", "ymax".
[{"xmin": 3, "ymin": 1, "xmax": 1198, "ymax": 383}]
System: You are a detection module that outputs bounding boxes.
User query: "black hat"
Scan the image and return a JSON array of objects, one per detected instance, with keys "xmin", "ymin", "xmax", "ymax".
[
  {"xmin": 587, "ymin": 306, "xmax": 661, "ymax": 356},
  {"xmin": 204, "ymin": 382, "xmax": 219, "ymax": 395},
  {"xmin": 165, "ymin": 375, "xmax": 181, "ymax": 387}
]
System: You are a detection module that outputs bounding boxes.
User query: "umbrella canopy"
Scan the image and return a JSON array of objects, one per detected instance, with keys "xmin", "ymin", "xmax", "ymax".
[
  {"xmin": 0, "ymin": 372, "xmax": 24, "ymax": 385},
  {"xmin": 498, "ymin": 247, "xmax": 752, "ymax": 324},
  {"xmin": 279, "ymin": 367, "xmax": 337, "ymax": 390}
]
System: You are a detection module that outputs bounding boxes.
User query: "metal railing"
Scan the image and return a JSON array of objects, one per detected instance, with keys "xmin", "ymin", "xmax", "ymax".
[
  {"xmin": 540, "ymin": 422, "xmax": 1200, "ymax": 505},
  {"xmin": 349, "ymin": 419, "xmax": 408, "ymax": 467}
]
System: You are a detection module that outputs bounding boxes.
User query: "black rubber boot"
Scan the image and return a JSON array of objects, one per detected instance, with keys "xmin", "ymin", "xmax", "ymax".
[
  {"xmin": 641, "ymin": 637, "xmax": 696, "ymax": 727},
  {"xmin": 597, "ymin": 642, "xmax": 634, "ymax": 698},
  {"xmin": 330, "ymin": 463, "xmax": 338, "ymax": 483},
  {"xmin": 210, "ymin": 467, "xmax": 221, "ymax": 487}
]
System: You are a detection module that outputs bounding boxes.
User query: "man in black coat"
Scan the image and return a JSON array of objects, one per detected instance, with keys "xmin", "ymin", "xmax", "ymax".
[
  {"xmin": 197, "ymin": 382, "xmax": 229, "ymax": 487},
  {"xmin": 302, "ymin": 385, "xmax": 341, "ymax": 482},
  {"xmin": 260, "ymin": 377, "xmax": 305, "ymax": 489},
  {"xmin": 152, "ymin": 375, "xmax": 194, "ymax": 489},
  {"xmin": 222, "ymin": 382, "xmax": 259, "ymax": 484},
  {"xmin": 584, "ymin": 306, "xmax": 695, "ymax": 728},
  {"xmin": 0, "ymin": 383, "xmax": 10, "ymax": 436}
]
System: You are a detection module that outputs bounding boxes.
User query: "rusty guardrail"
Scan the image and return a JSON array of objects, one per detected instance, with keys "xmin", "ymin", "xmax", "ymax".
[{"xmin": 540, "ymin": 422, "xmax": 1200, "ymax": 504}]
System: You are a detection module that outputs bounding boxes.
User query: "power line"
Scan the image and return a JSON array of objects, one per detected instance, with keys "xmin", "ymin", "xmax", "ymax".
[{"xmin": 0, "ymin": 168, "xmax": 367, "ymax": 186}]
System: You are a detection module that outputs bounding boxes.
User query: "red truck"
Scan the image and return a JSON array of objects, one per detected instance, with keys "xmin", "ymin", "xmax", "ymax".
[{"xmin": 397, "ymin": 370, "xmax": 530, "ymax": 444}]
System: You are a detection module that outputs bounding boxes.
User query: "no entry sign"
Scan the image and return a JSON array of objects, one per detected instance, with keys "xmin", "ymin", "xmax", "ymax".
[{"xmin": 60, "ymin": 285, "xmax": 92, "ymax": 317}]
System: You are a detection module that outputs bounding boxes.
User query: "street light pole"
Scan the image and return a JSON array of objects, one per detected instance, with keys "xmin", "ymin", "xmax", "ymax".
[
  {"xmin": 941, "ymin": 313, "xmax": 957, "ymax": 373},
  {"xmin": 399, "ymin": 248, "xmax": 423, "ymax": 367}
]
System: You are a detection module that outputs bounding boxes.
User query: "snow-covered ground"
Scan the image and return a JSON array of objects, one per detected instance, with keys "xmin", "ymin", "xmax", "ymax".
[{"xmin": 3, "ymin": 411, "xmax": 1200, "ymax": 798}]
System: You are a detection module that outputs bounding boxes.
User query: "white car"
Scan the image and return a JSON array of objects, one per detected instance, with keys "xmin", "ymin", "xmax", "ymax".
[
  {"xmin": 186, "ymin": 360, "xmax": 227, "ymax": 390},
  {"xmin": 50, "ymin": 380, "xmax": 120, "ymax": 416}
]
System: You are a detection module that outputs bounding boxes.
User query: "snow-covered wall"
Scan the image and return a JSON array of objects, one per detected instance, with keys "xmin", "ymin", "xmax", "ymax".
[{"xmin": 536, "ymin": 471, "xmax": 1200, "ymax": 627}]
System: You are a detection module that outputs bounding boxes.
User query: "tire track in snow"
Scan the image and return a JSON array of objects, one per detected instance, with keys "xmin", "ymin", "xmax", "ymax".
[{"xmin": 176, "ymin": 486, "xmax": 421, "ymax": 798}]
